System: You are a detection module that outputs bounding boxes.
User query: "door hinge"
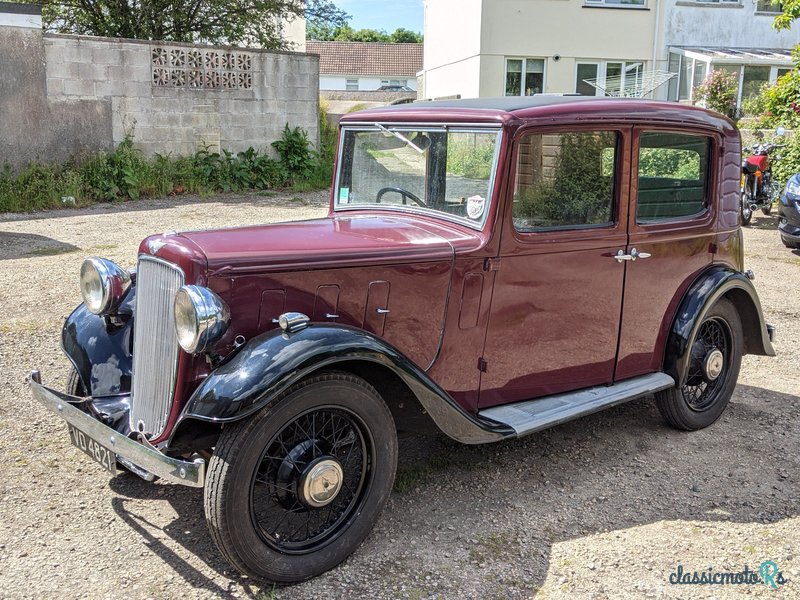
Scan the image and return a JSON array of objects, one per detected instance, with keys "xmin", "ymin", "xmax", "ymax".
[
  {"xmin": 478, "ymin": 357, "xmax": 488, "ymax": 372},
  {"xmin": 483, "ymin": 257, "xmax": 501, "ymax": 272}
]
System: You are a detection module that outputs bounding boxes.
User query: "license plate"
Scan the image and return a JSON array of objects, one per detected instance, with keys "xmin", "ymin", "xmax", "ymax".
[{"xmin": 67, "ymin": 423, "xmax": 117, "ymax": 475}]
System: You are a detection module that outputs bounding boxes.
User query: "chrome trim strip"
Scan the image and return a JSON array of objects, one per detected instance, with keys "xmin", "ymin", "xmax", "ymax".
[{"xmin": 29, "ymin": 373, "xmax": 204, "ymax": 487}]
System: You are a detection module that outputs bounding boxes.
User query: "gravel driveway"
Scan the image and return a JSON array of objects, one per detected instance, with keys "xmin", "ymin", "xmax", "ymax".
[{"xmin": 0, "ymin": 193, "xmax": 797, "ymax": 599}]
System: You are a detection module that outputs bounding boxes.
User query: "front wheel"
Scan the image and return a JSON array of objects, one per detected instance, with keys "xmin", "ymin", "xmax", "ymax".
[
  {"xmin": 656, "ymin": 298, "xmax": 743, "ymax": 431},
  {"xmin": 204, "ymin": 371, "xmax": 398, "ymax": 584}
]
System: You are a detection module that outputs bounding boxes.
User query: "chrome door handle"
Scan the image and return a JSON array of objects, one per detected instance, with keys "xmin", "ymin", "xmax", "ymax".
[
  {"xmin": 614, "ymin": 249, "xmax": 633, "ymax": 263},
  {"xmin": 631, "ymin": 248, "xmax": 651, "ymax": 260},
  {"xmin": 325, "ymin": 313, "xmax": 339, "ymax": 319},
  {"xmin": 376, "ymin": 308, "xmax": 390, "ymax": 314}
]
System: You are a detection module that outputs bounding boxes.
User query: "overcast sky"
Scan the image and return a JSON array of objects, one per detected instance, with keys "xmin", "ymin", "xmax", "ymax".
[{"xmin": 335, "ymin": 0, "xmax": 423, "ymax": 33}]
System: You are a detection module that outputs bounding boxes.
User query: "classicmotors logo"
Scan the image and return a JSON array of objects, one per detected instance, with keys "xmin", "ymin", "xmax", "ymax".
[{"xmin": 669, "ymin": 562, "xmax": 790, "ymax": 589}]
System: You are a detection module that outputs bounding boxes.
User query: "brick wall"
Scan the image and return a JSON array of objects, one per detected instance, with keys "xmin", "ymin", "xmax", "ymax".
[{"xmin": 0, "ymin": 13, "xmax": 319, "ymax": 170}]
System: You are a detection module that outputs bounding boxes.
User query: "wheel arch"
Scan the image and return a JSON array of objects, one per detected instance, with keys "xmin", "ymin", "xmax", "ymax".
[
  {"xmin": 172, "ymin": 324, "xmax": 512, "ymax": 447},
  {"xmin": 664, "ymin": 266, "xmax": 775, "ymax": 386}
]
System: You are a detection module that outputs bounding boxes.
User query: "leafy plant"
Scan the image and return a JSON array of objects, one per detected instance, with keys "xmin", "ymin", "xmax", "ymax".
[
  {"xmin": 272, "ymin": 124, "xmax": 316, "ymax": 185},
  {"xmin": 1, "ymin": 123, "xmax": 329, "ymax": 213},
  {"xmin": 693, "ymin": 70, "xmax": 739, "ymax": 120}
]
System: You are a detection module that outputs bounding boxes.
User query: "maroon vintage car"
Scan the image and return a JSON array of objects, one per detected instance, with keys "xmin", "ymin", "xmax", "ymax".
[{"xmin": 29, "ymin": 97, "xmax": 775, "ymax": 584}]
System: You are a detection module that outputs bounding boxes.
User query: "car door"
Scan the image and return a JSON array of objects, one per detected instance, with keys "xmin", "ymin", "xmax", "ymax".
[
  {"xmin": 478, "ymin": 125, "xmax": 632, "ymax": 408},
  {"xmin": 615, "ymin": 127, "xmax": 718, "ymax": 380}
]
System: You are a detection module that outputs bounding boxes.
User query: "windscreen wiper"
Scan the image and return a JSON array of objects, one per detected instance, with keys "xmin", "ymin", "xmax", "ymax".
[{"xmin": 374, "ymin": 123, "xmax": 425, "ymax": 154}]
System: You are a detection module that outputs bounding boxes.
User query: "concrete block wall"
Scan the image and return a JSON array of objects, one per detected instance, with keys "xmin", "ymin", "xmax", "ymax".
[
  {"xmin": 0, "ymin": 5, "xmax": 318, "ymax": 170},
  {"xmin": 44, "ymin": 35, "xmax": 319, "ymax": 158}
]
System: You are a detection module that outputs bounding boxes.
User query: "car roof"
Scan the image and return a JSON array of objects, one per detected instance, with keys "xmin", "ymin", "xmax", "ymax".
[{"xmin": 339, "ymin": 96, "xmax": 735, "ymax": 132}]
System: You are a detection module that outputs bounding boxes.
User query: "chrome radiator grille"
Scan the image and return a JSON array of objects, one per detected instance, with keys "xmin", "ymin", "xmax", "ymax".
[{"xmin": 130, "ymin": 256, "xmax": 185, "ymax": 438}]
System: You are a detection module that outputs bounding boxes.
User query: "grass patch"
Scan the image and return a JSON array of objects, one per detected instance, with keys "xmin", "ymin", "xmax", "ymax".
[
  {"xmin": 468, "ymin": 532, "xmax": 521, "ymax": 564},
  {"xmin": 394, "ymin": 449, "xmax": 480, "ymax": 492}
]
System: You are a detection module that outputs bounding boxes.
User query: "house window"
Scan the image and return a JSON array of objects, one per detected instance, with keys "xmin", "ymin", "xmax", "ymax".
[
  {"xmin": 505, "ymin": 58, "xmax": 544, "ymax": 96},
  {"xmin": 756, "ymin": 0, "xmax": 782, "ymax": 12},
  {"xmin": 742, "ymin": 66, "xmax": 771, "ymax": 99},
  {"xmin": 346, "ymin": 78, "xmax": 359, "ymax": 91},
  {"xmin": 513, "ymin": 131, "xmax": 618, "ymax": 231},
  {"xmin": 777, "ymin": 68, "xmax": 792, "ymax": 79},
  {"xmin": 693, "ymin": 0, "xmax": 740, "ymax": 4},
  {"xmin": 381, "ymin": 79, "xmax": 408, "ymax": 87},
  {"xmin": 585, "ymin": 0, "xmax": 646, "ymax": 6},
  {"xmin": 637, "ymin": 132, "xmax": 710, "ymax": 222},
  {"xmin": 575, "ymin": 61, "xmax": 644, "ymax": 97}
]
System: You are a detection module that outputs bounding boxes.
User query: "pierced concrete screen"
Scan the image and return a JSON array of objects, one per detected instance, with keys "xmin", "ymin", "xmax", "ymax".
[{"xmin": 151, "ymin": 46, "xmax": 253, "ymax": 89}]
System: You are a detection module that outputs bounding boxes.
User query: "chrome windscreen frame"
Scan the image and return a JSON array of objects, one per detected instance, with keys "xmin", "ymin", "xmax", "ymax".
[{"xmin": 333, "ymin": 123, "xmax": 504, "ymax": 231}]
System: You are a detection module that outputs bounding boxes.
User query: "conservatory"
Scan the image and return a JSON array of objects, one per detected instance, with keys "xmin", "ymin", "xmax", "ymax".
[{"xmin": 666, "ymin": 47, "xmax": 793, "ymax": 107}]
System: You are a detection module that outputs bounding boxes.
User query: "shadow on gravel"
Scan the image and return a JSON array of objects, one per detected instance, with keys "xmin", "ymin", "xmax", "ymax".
[
  {"xmin": 108, "ymin": 482, "xmax": 261, "ymax": 598},
  {"xmin": 746, "ymin": 214, "xmax": 780, "ymax": 231},
  {"xmin": 0, "ymin": 231, "xmax": 80, "ymax": 260},
  {"xmin": 103, "ymin": 384, "xmax": 798, "ymax": 598}
]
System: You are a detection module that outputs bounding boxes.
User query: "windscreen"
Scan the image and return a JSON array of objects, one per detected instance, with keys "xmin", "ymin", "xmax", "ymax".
[{"xmin": 335, "ymin": 126, "xmax": 501, "ymax": 227}]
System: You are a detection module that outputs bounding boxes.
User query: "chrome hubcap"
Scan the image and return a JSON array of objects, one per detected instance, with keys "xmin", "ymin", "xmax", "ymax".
[
  {"xmin": 703, "ymin": 348, "xmax": 724, "ymax": 381},
  {"xmin": 300, "ymin": 459, "xmax": 344, "ymax": 507}
]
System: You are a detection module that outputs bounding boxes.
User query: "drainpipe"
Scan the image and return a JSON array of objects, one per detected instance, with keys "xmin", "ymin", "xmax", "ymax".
[{"xmin": 651, "ymin": 0, "xmax": 661, "ymax": 99}]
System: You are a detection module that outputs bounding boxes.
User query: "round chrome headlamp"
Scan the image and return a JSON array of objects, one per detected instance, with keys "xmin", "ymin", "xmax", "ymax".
[
  {"xmin": 174, "ymin": 285, "xmax": 230, "ymax": 354},
  {"xmin": 79, "ymin": 258, "xmax": 132, "ymax": 315}
]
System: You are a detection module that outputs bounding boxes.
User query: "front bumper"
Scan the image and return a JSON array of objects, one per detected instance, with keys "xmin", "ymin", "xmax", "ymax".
[{"xmin": 28, "ymin": 370, "xmax": 205, "ymax": 487}]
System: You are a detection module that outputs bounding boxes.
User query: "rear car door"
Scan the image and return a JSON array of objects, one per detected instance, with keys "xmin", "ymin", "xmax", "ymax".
[
  {"xmin": 616, "ymin": 128, "xmax": 718, "ymax": 380},
  {"xmin": 478, "ymin": 125, "xmax": 632, "ymax": 407}
]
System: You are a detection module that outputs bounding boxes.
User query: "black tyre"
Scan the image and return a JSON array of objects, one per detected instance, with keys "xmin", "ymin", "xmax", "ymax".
[
  {"xmin": 656, "ymin": 298, "xmax": 743, "ymax": 431},
  {"xmin": 741, "ymin": 202, "xmax": 753, "ymax": 226},
  {"xmin": 782, "ymin": 238, "xmax": 800, "ymax": 249},
  {"xmin": 66, "ymin": 368, "xmax": 86, "ymax": 396},
  {"xmin": 204, "ymin": 371, "xmax": 398, "ymax": 584}
]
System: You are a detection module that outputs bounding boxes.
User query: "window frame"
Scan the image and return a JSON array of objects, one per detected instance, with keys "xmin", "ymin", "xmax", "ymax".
[
  {"xmin": 509, "ymin": 126, "xmax": 625, "ymax": 234},
  {"xmin": 332, "ymin": 123, "xmax": 504, "ymax": 232},
  {"xmin": 631, "ymin": 127, "xmax": 718, "ymax": 228},
  {"xmin": 584, "ymin": 0, "xmax": 647, "ymax": 7},
  {"xmin": 574, "ymin": 60, "xmax": 646, "ymax": 97},
  {"xmin": 504, "ymin": 57, "xmax": 546, "ymax": 97},
  {"xmin": 345, "ymin": 78, "xmax": 359, "ymax": 91}
]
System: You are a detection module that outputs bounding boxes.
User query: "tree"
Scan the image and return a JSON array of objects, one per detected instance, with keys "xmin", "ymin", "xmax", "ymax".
[
  {"xmin": 772, "ymin": 0, "xmax": 800, "ymax": 30},
  {"xmin": 33, "ymin": 0, "xmax": 349, "ymax": 49},
  {"xmin": 306, "ymin": 21, "xmax": 423, "ymax": 43}
]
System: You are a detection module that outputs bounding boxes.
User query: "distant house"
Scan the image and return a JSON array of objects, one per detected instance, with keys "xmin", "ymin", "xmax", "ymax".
[
  {"xmin": 419, "ymin": 0, "xmax": 800, "ymax": 107},
  {"xmin": 306, "ymin": 41, "xmax": 422, "ymax": 92}
]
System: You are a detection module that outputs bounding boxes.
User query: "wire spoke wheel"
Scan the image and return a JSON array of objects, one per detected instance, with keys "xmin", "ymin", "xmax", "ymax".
[
  {"xmin": 655, "ymin": 298, "xmax": 743, "ymax": 431},
  {"xmin": 250, "ymin": 407, "xmax": 370, "ymax": 553},
  {"xmin": 204, "ymin": 371, "xmax": 397, "ymax": 584},
  {"xmin": 681, "ymin": 317, "xmax": 731, "ymax": 412}
]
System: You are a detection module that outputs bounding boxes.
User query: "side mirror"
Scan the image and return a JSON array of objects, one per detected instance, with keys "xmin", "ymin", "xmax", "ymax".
[{"xmin": 776, "ymin": 126, "xmax": 786, "ymax": 137}]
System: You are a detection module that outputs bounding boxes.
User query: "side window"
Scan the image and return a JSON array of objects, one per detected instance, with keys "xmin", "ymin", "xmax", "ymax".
[
  {"xmin": 513, "ymin": 131, "xmax": 618, "ymax": 231},
  {"xmin": 637, "ymin": 132, "xmax": 710, "ymax": 222}
]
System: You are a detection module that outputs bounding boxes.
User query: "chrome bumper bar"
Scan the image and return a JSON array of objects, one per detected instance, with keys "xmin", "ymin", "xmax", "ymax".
[{"xmin": 28, "ymin": 370, "xmax": 205, "ymax": 488}]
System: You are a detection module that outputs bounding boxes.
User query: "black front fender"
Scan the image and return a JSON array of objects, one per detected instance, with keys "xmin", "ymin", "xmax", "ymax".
[
  {"xmin": 665, "ymin": 266, "xmax": 775, "ymax": 386},
  {"xmin": 178, "ymin": 324, "xmax": 512, "ymax": 444},
  {"xmin": 61, "ymin": 286, "xmax": 135, "ymax": 397}
]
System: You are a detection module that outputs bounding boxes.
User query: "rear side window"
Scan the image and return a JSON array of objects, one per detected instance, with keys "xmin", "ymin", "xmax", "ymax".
[
  {"xmin": 637, "ymin": 132, "xmax": 710, "ymax": 222},
  {"xmin": 512, "ymin": 131, "xmax": 618, "ymax": 231}
]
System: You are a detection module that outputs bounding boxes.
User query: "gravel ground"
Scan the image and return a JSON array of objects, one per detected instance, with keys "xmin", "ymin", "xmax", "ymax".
[{"xmin": 0, "ymin": 194, "xmax": 798, "ymax": 600}]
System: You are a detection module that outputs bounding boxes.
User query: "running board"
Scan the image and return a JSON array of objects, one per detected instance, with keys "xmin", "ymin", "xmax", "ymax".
[{"xmin": 478, "ymin": 373, "xmax": 675, "ymax": 438}]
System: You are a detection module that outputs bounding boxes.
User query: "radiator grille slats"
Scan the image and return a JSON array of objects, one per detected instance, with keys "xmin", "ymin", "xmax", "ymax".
[{"xmin": 130, "ymin": 256, "xmax": 184, "ymax": 438}]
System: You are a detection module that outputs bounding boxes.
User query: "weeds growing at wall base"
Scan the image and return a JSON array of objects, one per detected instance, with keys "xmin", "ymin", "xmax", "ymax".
[{"xmin": 0, "ymin": 123, "xmax": 333, "ymax": 213}]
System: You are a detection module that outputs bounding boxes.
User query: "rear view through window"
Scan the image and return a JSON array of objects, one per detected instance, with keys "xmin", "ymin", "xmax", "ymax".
[{"xmin": 637, "ymin": 132, "xmax": 710, "ymax": 222}]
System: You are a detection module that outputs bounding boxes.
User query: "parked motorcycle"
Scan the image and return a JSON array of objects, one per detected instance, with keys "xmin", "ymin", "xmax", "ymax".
[{"xmin": 741, "ymin": 127, "xmax": 785, "ymax": 226}]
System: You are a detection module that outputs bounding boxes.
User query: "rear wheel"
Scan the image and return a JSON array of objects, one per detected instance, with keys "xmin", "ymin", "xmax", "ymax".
[
  {"xmin": 656, "ymin": 298, "xmax": 743, "ymax": 431},
  {"xmin": 204, "ymin": 371, "xmax": 398, "ymax": 584}
]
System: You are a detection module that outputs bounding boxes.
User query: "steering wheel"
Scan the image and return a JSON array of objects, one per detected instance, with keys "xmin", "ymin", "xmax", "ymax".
[{"xmin": 376, "ymin": 187, "xmax": 426, "ymax": 207}]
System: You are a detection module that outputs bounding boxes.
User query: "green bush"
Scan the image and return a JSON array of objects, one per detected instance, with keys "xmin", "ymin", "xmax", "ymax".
[
  {"xmin": 693, "ymin": 69, "xmax": 739, "ymax": 120},
  {"xmin": 0, "ymin": 123, "xmax": 329, "ymax": 213}
]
